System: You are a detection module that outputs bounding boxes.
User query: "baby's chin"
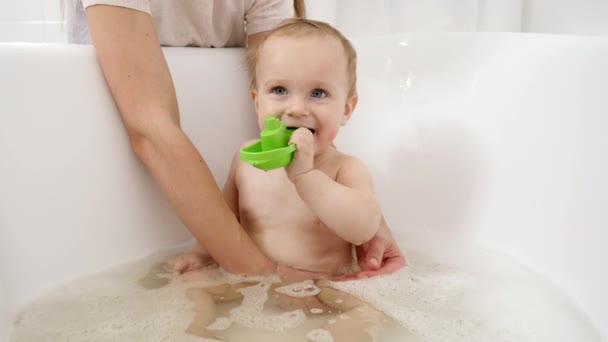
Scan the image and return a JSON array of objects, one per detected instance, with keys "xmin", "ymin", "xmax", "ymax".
[{"xmin": 314, "ymin": 142, "xmax": 338, "ymax": 157}]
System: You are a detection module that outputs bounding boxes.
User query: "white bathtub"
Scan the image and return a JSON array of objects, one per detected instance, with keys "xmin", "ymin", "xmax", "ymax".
[{"xmin": 1, "ymin": 33, "xmax": 607, "ymax": 340}]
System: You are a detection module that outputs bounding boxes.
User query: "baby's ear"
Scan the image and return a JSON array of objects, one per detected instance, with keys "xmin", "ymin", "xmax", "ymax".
[
  {"xmin": 341, "ymin": 95, "xmax": 358, "ymax": 126},
  {"xmin": 250, "ymin": 88, "xmax": 259, "ymax": 112}
]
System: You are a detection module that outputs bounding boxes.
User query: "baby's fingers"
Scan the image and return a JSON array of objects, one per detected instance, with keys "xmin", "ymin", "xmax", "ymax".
[
  {"xmin": 165, "ymin": 252, "xmax": 207, "ymax": 274},
  {"xmin": 289, "ymin": 128, "xmax": 313, "ymax": 148},
  {"xmin": 286, "ymin": 128, "xmax": 315, "ymax": 181}
]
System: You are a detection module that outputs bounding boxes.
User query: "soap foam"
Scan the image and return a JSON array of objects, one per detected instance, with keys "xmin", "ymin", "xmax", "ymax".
[
  {"xmin": 307, "ymin": 328, "xmax": 334, "ymax": 342},
  {"xmin": 324, "ymin": 231, "xmax": 602, "ymax": 342},
  {"xmin": 9, "ymin": 232, "xmax": 602, "ymax": 342},
  {"xmin": 274, "ymin": 280, "xmax": 321, "ymax": 298},
  {"xmin": 209, "ymin": 280, "xmax": 307, "ymax": 333}
]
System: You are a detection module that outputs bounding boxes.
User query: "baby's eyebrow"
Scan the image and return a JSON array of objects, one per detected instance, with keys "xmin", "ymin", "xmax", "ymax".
[
  {"xmin": 262, "ymin": 79, "xmax": 338, "ymax": 91},
  {"xmin": 263, "ymin": 79, "xmax": 289, "ymax": 87},
  {"xmin": 312, "ymin": 81, "xmax": 338, "ymax": 91}
]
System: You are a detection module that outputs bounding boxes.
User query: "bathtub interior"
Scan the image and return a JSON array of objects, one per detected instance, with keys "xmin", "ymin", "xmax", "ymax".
[
  {"xmin": 342, "ymin": 33, "xmax": 608, "ymax": 337},
  {"xmin": 1, "ymin": 33, "xmax": 607, "ymax": 340},
  {"xmin": 0, "ymin": 44, "xmax": 259, "ymax": 339}
]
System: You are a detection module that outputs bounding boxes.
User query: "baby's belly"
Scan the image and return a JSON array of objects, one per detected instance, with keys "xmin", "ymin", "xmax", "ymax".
[{"xmin": 247, "ymin": 222, "xmax": 353, "ymax": 275}]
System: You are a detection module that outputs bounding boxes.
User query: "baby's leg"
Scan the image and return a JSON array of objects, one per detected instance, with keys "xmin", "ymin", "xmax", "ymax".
[
  {"xmin": 314, "ymin": 285, "xmax": 387, "ymax": 342},
  {"xmin": 184, "ymin": 287, "xmax": 218, "ymax": 338},
  {"xmin": 185, "ymin": 282, "xmax": 258, "ymax": 338},
  {"xmin": 138, "ymin": 262, "xmax": 171, "ymax": 289},
  {"xmin": 202, "ymin": 281, "xmax": 259, "ymax": 301}
]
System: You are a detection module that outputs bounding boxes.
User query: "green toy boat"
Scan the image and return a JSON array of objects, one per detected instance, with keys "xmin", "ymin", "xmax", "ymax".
[{"xmin": 240, "ymin": 117, "xmax": 297, "ymax": 171}]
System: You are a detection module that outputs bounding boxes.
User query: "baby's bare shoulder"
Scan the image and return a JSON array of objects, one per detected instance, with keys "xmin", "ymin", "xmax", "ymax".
[
  {"xmin": 332, "ymin": 150, "xmax": 368, "ymax": 170},
  {"xmin": 331, "ymin": 151, "xmax": 375, "ymax": 188},
  {"xmin": 233, "ymin": 139, "xmax": 259, "ymax": 167},
  {"xmin": 318, "ymin": 149, "xmax": 370, "ymax": 182}
]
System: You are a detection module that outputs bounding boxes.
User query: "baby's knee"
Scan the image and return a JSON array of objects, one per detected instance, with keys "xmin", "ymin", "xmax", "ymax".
[
  {"xmin": 317, "ymin": 286, "xmax": 365, "ymax": 312},
  {"xmin": 204, "ymin": 281, "xmax": 257, "ymax": 301}
]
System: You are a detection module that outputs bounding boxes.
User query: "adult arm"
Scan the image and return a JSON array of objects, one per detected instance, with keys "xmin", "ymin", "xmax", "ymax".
[{"xmin": 85, "ymin": 5, "xmax": 274, "ymax": 275}]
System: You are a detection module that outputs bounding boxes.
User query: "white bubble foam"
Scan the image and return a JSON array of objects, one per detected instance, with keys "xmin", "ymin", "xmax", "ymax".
[
  {"xmin": 323, "ymin": 231, "xmax": 602, "ymax": 342},
  {"xmin": 274, "ymin": 280, "xmax": 321, "ymax": 298},
  {"xmin": 215, "ymin": 280, "xmax": 307, "ymax": 333},
  {"xmin": 307, "ymin": 328, "xmax": 334, "ymax": 342},
  {"xmin": 9, "ymin": 232, "xmax": 602, "ymax": 342},
  {"xmin": 207, "ymin": 317, "xmax": 232, "ymax": 331}
]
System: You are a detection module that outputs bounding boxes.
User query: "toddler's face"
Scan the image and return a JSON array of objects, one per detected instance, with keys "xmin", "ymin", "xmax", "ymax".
[{"xmin": 251, "ymin": 35, "xmax": 357, "ymax": 155}]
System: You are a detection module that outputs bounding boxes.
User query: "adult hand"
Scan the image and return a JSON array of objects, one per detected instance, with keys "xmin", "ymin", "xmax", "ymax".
[{"xmin": 341, "ymin": 217, "xmax": 406, "ymax": 280}]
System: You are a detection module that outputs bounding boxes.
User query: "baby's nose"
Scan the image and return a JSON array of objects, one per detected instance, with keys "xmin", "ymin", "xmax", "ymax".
[{"xmin": 286, "ymin": 97, "xmax": 310, "ymax": 117}]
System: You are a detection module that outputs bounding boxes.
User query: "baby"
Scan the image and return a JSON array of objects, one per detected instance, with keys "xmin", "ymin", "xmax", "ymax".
[{"xmin": 170, "ymin": 18, "xmax": 388, "ymax": 341}]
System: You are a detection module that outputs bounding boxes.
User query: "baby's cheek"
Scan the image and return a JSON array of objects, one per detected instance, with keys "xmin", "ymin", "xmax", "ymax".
[
  {"xmin": 257, "ymin": 116, "xmax": 269, "ymax": 131},
  {"xmin": 323, "ymin": 127, "xmax": 340, "ymax": 142}
]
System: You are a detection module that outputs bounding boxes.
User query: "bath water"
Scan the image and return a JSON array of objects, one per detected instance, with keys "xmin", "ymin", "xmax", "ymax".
[{"xmin": 9, "ymin": 231, "xmax": 601, "ymax": 341}]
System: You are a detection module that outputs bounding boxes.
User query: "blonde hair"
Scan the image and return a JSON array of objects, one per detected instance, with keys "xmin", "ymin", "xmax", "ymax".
[
  {"xmin": 294, "ymin": 0, "xmax": 306, "ymax": 18},
  {"xmin": 246, "ymin": 18, "xmax": 358, "ymax": 97}
]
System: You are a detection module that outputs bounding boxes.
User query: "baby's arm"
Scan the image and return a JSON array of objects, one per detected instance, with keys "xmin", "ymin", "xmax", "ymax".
[
  {"xmin": 296, "ymin": 157, "xmax": 381, "ymax": 244},
  {"xmin": 287, "ymin": 129, "xmax": 382, "ymax": 244},
  {"xmin": 222, "ymin": 147, "xmax": 243, "ymax": 221}
]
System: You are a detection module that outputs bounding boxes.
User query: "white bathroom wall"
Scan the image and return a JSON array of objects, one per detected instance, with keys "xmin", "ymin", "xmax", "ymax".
[
  {"xmin": 306, "ymin": 0, "xmax": 608, "ymax": 37},
  {"xmin": 523, "ymin": 0, "xmax": 608, "ymax": 36},
  {"xmin": 306, "ymin": 0, "xmax": 524, "ymax": 36},
  {"xmin": 303, "ymin": 0, "xmax": 337, "ymax": 26},
  {"xmin": 476, "ymin": 0, "xmax": 524, "ymax": 32},
  {"xmin": 1, "ymin": 0, "xmax": 608, "ymax": 42},
  {"xmin": 0, "ymin": 280, "xmax": 7, "ymax": 340},
  {"xmin": 0, "ymin": 0, "xmax": 65, "ymax": 43},
  {"xmin": 382, "ymin": 0, "xmax": 480, "ymax": 32}
]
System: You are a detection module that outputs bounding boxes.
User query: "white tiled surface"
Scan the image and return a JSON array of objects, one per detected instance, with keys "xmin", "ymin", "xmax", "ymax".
[
  {"xmin": 307, "ymin": 0, "xmax": 608, "ymax": 37},
  {"xmin": 0, "ymin": 0, "xmax": 66, "ymax": 43},
  {"xmin": 0, "ymin": 2, "xmax": 44, "ymax": 21},
  {"xmin": 0, "ymin": 281, "xmax": 6, "ymax": 342},
  {"xmin": 2, "ymin": 0, "xmax": 608, "ymax": 42},
  {"xmin": 0, "ymin": 21, "xmax": 65, "ymax": 43},
  {"xmin": 0, "ymin": 0, "xmax": 61, "ymax": 20},
  {"xmin": 523, "ymin": 0, "xmax": 608, "ymax": 36}
]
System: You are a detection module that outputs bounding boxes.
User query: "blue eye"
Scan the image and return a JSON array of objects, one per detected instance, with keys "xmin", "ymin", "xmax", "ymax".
[
  {"xmin": 311, "ymin": 89, "xmax": 327, "ymax": 98},
  {"xmin": 272, "ymin": 86, "xmax": 287, "ymax": 95}
]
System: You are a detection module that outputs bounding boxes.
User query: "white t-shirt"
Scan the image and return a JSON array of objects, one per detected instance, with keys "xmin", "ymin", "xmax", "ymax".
[{"xmin": 65, "ymin": 0, "xmax": 294, "ymax": 47}]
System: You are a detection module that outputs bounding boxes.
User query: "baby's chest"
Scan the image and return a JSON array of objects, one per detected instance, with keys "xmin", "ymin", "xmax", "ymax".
[{"xmin": 236, "ymin": 166, "xmax": 310, "ymax": 218}]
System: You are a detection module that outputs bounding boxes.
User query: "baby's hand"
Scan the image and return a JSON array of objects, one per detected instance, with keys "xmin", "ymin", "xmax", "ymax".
[
  {"xmin": 166, "ymin": 252, "xmax": 213, "ymax": 274},
  {"xmin": 286, "ymin": 127, "xmax": 314, "ymax": 182}
]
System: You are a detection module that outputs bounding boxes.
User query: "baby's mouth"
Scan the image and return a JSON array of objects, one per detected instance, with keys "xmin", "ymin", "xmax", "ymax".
[{"xmin": 288, "ymin": 126, "xmax": 316, "ymax": 134}]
